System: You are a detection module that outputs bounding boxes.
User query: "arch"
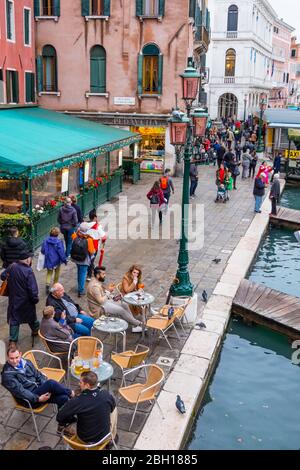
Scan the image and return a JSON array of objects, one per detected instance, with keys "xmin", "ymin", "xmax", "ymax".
[
  {"xmin": 142, "ymin": 43, "xmax": 160, "ymax": 56},
  {"xmin": 90, "ymin": 45, "xmax": 106, "ymax": 93},
  {"xmin": 227, "ymin": 4, "xmax": 238, "ymax": 32},
  {"xmin": 225, "ymin": 48, "xmax": 236, "ymax": 77},
  {"xmin": 218, "ymin": 93, "xmax": 238, "ymax": 119},
  {"xmin": 42, "ymin": 45, "xmax": 57, "ymax": 92}
]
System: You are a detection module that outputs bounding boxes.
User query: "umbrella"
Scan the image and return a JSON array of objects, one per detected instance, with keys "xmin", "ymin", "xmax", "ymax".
[
  {"xmin": 98, "ymin": 241, "xmax": 106, "ymax": 268},
  {"xmin": 294, "ymin": 231, "xmax": 300, "ymax": 243}
]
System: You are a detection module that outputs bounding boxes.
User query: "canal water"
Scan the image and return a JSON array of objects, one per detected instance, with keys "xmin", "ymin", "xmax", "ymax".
[{"xmin": 187, "ymin": 185, "xmax": 300, "ymax": 450}]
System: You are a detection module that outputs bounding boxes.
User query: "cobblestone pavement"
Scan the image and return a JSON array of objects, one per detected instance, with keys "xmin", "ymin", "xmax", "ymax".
[{"xmin": 0, "ymin": 165, "xmax": 258, "ymax": 450}]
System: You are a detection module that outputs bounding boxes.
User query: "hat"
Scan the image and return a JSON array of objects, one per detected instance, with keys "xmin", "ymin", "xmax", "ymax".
[
  {"xmin": 273, "ymin": 173, "xmax": 280, "ymax": 179},
  {"xmin": 19, "ymin": 252, "xmax": 34, "ymax": 260},
  {"xmin": 79, "ymin": 222, "xmax": 89, "ymax": 234}
]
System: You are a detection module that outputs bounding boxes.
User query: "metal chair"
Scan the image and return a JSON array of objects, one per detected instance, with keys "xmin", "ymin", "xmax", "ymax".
[
  {"xmin": 111, "ymin": 344, "xmax": 149, "ymax": 386},
  {"xmin": 38, "ymin": 330, "xmax": 71, "ymax": 359},
  {"xmin": 146, "ymin": 314, "xmax": 180, "ymax": 350},
  {"xmin": 159, "ymin": 298, "xmax": 192, "ymax": 334},
  {"xmin": 67, "ymin": 336, "xmax": 104, "ymax": 385},
  {"xmin": 63, "ymin": 431, "xmax": 118, "ymax": 450},
  {"xmin": 118, "ymin": 364, "xmax": 165, "ymax": 431}
]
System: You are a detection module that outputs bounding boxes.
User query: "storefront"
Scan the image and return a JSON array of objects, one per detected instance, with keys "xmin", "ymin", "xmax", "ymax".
[
  {"xmin": 130, "ymin": 126, "xmax": 166, "ymax": 174},
  {"xmin": 0, "ymin": 107, "xmax": 140, "ymax": 249}
]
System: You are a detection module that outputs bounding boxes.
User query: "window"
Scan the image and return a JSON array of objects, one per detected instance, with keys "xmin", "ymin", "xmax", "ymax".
[
  {"xmin": 143, "ymin": 0, "xmax": 158, "ymax": 16},
  {"xmin": 291, "ymin": 49, "xmax": 296, "ymax": 58},
  {"xmin": 227, "ymin": 5, "xmax": 238, "ymax": 32},
  {"xmin": 136, "ymin": 0, "xmax": 165, "ymax": 17},
  {"xmin": 42, "ymin": 45, "xmax": 57, "ymax": 92},
  {"xmin": 274, "ymin": 26, "xmax": 279, "ymax": 34},
  {"xmin": 42, "ymin": 0, "xmax": 54, "ymax": 16},
  {"xmin": 81, "ymin": 0, "xmax": 110, "ymax": 17},
  {"xmin": 0, "ymin": 69, "xmax": 4, "ymax": 103},
  {"xmin": 91, "ymin": 0, "xmax": 104, "ymax": 15},
  {"xmin": 90, "ymin": 45, "xmax": 106, "ymax": 93},
  {"xmin": 286, "ymin": 73, "xmax": 289, "ymax": 84},
  {"xmin": 6, "ymin": 70, "xmax": 19, "ymax": 103},
  {"xmin": 138, "ymin": 44, "xmax": 163, "ymax": 95},
  {"xmin": 6, "ymin": 0, "xmax": 15, "ymax": 41},
  {"xmin": 34, "ymin": 0, "xmax": 60, "ymax": 17},
  {"xmin": 25, "ymin": 72, "xmax": 35, "ymax": 103},
  {"xmin": 24, "ymin": 8, "xmax": 31, "ymax": 46},
  {"xmin": 225, "ymin": 49, "xmax": 236, "ymax": 77}
]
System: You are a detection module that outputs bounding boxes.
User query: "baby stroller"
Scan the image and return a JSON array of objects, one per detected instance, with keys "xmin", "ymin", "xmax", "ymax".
[{"xmin": 215, "ymin": 183, "xmax": 229, "ymax": 203}]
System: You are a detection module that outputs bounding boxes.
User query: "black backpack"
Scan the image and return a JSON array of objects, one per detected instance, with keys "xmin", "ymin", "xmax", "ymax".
[
  {"xmin": 150, "ymin": 193, "xmax": 159, "ymax": 204},
  {"xmin": 71, "ymin": 237, "xmax": 88, "ymax": 262}
]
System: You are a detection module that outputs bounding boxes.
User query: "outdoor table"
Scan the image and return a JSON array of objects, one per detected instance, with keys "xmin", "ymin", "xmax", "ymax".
[
  {"xmin": 70, "ymin": 360, "xmax": 113, "ymax": 390},
  {"xmin": 123, "ymin": 291, "xmax": 155, "ymax": 339},
  {"xmin": 92, "ymin": 316, "xmax": 128, "ymax": 352}
]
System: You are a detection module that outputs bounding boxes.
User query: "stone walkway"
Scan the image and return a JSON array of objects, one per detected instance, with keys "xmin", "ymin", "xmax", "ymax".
[{"xmin": 0, "ymin": 165, "xmax": 259, "ymax": 450}]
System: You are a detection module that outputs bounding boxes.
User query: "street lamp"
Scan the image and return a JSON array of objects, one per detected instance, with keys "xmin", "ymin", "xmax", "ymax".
[
  {"xmin": 168, "ymin": 58, "xmax": 201, "ymax": 298},
  {"xmin": 257, "ymin": 93, "xmax": 267, "ymax": 153}
]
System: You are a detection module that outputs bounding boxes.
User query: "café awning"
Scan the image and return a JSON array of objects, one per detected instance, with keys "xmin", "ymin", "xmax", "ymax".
[{"xmin": 0, "ymin": 107, "xmax": 140, "ymax": 179}]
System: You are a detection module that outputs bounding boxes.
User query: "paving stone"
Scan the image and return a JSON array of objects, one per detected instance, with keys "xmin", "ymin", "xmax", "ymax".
[
  {"xmin": 5, "ymin": 409, "xmax": 31, "ymax": 429},
  {"xmin": 19, "ymin": 414, "xmax": 51, "ymax": 437},
  {"xmin": 181, "ymin": 330, "xmax": 220, "ymax": 360},
  {"xmin": 4, "ymin": 432, "xmax": 34, "ymax": 450},
  {"xmin": 27, "ymin": 432, "xmax": 60, "ymax": 450},
  {"xmin": 118, "ymin": 428, "xmax": 138, "ymax": 448},
  {"xmin": 117, "ymin": 406, "xmax": 148, "ymax": 434},
  {"xmin": 0, "ymin": 424, "xmax": 15, "ymax": 447}
]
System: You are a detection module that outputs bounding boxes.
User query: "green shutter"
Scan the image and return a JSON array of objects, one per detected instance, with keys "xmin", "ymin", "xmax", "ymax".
[
  {"xmin": 12, "ymin": 71, "xmax": 19, "ymax": 103},
  {"xmin": 189, "ymin": 0, "xmax": 196, "ymax": 18},
  {"xmin": 137, "ymin": 54, "xmax": 143, "ymax": 95},
  {"xmin": 31, "ymin": 73, "xmax": 35, "ymax": 102},
  {"xmin": 81, "ymin": 0, "xmax": 90, "ymax": 16},
  {"xmin": 90, "ymin": 57, "xmax": 106, "ymax": 93},
  {"xmin": 157, "ymin": 54, "xmax": 163, "ymax": 95},
  {"xmin": 53, "ymin": 0, "xmax": 60, "ymax": 16},
  {"xmin": 136, "ymin": 0, "xmax": 143, "ymax": 16},
  {"xmin": 6, "ymin": 70, "xmax": 11, "ymax": 102},
  {"xmin": 103, "ymin": 0, "xmax": 110, "ymax": 16},
  {"xmin": 34, "ymin": 0, "xmax": 40, "ymax": 16},
  {"xmin": 206, "ymin": 10, "xmax": 210, "ymax": 31},
  {"xmin": 195, "ymin": 5, "xmax": 201, "ymax": 27},
  {"xmin": 36, "ymin": 55, "xmax": 43, "ymax": 92},
  {"xmin": 24, "ymin": 9, "xmax": 30, "ymax": 45},
  {"xmin": 25, "ymin": 72, "xmax": 30, "ymax": 102},
  {"xmin": 158, "ymin": 0, "xmax": 165, "ymax": 17}
]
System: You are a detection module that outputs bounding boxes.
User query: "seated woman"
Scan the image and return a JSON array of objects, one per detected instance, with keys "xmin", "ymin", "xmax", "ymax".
[
  {"xmin": 120, "ymin": 265, "xmax": 143, "ymax": 316},
  {"xmin": 40, "ymin": 306, "xmax": 74, "ymax": 353}
]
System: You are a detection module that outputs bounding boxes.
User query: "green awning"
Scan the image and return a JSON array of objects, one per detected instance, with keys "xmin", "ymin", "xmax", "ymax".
[
  {"xmin": 0, "ymin": 107, "xmax": 140, "ymax": 179},
  {"xmin": 288, "ymin": 128, "xmax": 300, "ymax": 142}
]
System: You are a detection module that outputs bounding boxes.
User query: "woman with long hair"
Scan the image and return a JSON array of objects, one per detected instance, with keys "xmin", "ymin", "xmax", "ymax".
[
  {"xmin": 121, "ymin": 265, "xmax": 143, "ymax": 316},
  {"xmin": 147, "ymin": 181, "xmax": 165, "ymax": 226}
]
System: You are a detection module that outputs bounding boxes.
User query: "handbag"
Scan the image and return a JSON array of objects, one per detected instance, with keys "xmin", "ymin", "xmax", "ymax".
[
  {"xmin": 0, "ymin": 277, "xmax": 8, "ymax": 297},
  {"xmin": 36, "ymin": 252, "xmax": 45, "ymax": 272}
]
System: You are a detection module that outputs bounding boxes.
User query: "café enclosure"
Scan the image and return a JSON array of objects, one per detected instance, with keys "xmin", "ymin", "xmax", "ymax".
[{"xmin": 0, "ymin": 107, "xmax": 140, "ymax": 249}]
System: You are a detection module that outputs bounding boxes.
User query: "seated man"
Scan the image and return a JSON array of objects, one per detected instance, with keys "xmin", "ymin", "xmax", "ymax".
[
  {"xmin": 46, "ymin": 283, "xmax": 94, "ymax": 336},
  {"xmin": 1, "ymin": 345, "xmax": 73, "ymax": 410},
  {"xmin": 40, "ymin": 306, "xmax": 75, "ymax": 353},
  {"xmin": 57, "ymin": 371, "xmax": 117, "ymax": 445},
  {"xmin": 87, "ymin": 267, "xmax": 144, "ymax": 333}
]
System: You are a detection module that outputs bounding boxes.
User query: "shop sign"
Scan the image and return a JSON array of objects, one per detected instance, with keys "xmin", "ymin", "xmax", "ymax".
[
  {"xmin": 285, "ymin": 150, "xmax": 300, "ymax": 159},
  {"xmin": 114, "ymin": 97, "xmax": 136, "ymax": 105}
]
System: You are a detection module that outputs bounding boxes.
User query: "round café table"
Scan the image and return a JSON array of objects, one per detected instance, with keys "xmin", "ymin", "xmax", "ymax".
[
  {"xmin": 123, "ymin": 291, "xmax": 155, "ymax": 339},
  {"xmin": 92, "ymin": 316, "xmax": 128, "ymax": 352},
  {"xmin": 70, "ymin": 360, "xmax": 113, "ymax": 390}
]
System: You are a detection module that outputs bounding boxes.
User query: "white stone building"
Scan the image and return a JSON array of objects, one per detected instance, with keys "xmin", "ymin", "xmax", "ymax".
[{"xmin": 206, "ymin": 0, "xmax": 277, "ymax": 120}]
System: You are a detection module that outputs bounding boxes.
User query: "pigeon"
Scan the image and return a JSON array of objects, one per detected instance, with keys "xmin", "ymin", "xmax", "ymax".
[
  {"xmin": 195, "ymin": 322, "xmax": 206, "ymax": 329},
  {"xmin": 202, "ymin": 290, "xmax": 208, "ymax": 302},
  {"xmin": 176, "ymin": 395, "xmax": 186, "ymax": 414},
  {"xmin": 212, "ymin": 258, "xmax": 221, "ymax": 264}
]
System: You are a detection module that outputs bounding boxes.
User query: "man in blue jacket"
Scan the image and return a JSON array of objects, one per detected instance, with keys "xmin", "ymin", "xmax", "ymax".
[{"xmin": 1, "ymin": 346, "xmax": 73, "ymax": 409}]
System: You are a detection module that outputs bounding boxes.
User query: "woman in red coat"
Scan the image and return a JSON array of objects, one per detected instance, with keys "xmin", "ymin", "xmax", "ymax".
[{"xmin": 147, "ymin": 181, "xmax": 166, "ymax": 226}]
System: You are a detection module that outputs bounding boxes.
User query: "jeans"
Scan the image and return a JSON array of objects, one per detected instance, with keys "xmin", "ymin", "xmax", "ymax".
[
  {"xmin": 35, "ymin": 379, "xmax": 71, "ymax": 408},
  {"xmin": 77, "ymin": 264, "xmax": 89, "ymax": 294},
  {"xmin": 190, "ymin": 179, "xmax": 198, "ymax": 196},
  {"xmin": 254, "ymin": 195, "xmax": 263, "ymax": 212},
  {"xmin": 61, "ymin": 228, "xmax": 75, "ymax": 258},
  {"xmin": 10, "ymin": 319, "xmax": 40, "ymax": 342},
  {"xmin": 87, "ymin": 251, "xmax": 98, "ymax": 279},
  {"xmin": 71, "ymin": 313, "xmax": 94, "ymax": 336},
  {"xmin": 249, "ymin": 164, "xmax": 257, "ymax": 178}
]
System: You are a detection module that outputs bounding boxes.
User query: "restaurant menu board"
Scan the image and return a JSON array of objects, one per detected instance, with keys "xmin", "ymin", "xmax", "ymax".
[{"xmin": 61, "ymin": 169, "xmax": 69, "ymax": 193}]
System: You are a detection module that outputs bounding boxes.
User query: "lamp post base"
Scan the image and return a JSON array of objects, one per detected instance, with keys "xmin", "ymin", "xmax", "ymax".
[{"xmin": 169, "ymin": 270, "xmax": 194, "ymax": 297}]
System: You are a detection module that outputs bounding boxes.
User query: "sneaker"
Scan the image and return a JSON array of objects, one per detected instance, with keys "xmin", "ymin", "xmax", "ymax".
[{"xmin": 132, "ymin": 325, "xmax": 143, "ymax": 333}]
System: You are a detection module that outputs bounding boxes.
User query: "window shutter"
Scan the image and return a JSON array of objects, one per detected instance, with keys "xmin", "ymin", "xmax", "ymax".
[
  {"xmin": 6, "ymin": 70, "xmax": 11, "ymax": 102},
  {"xmin": 53, "ymin": 0, "xmax": 60, "ymax": 16},
  {"xmin": 206, "ymin": 10, "xmax": 210, "ymax": 30},
  {"xmin": 25, "ymin": 72, "xmax": 30, "ymax": 102},
  {"xmin": 137, "ymin": 54, "xmax": 143, "ymax": 95},
  {"xmin": 34, "ymin": 0, "xmax": 40, "ymax": 16},
  {"xmin": 12, "ymin": 71, "xmax": 19, "ymax": 103},
  {"xmin": 36, "ymin": 55, "xmax": 43, "ymax": 92},
  {"xmin": 81, "ymin": 0, "xmax": 90, "ymax": 16},
  {"xmin": 24, "ymin": 9, "xmax": 30, "ymax": 45},
  {"xmin": 157, "ymin": 54, "xmax": 163, "ymax": 95},
  {"xmin": 31, "ymin": 73, "xmax": 35, "ymax": 102},
  {"xmin": 136, "ymin": 0, "xmax": 143, "ymax": 16},
  {"xmin": 103, "ymin": 0, "xmax": 110, "ymax": 16},
  {"xmin": 195, "ymin": 5, "xmax": 201, "ymax": 27},
  {"xmin": 189, "ymin": 0, "xmax": 196, "ymax": 18},
  {"xmin": 158, "ymin": 0, "xmax": 165, "ymax": 17},
  {"xmin": 90, "ymin": 57, "xmax": 106, "ymax": 93}
]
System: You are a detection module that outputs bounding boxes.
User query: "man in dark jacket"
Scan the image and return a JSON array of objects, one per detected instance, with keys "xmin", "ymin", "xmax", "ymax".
[
  {"xmin": 0, "ymin": 226, "xmax": 29, "ymax": 269},
  {"xmin": 1, "ymin": 253, "xmax": 39, "ymax": 344},
  {"xmin": 189, "ymin": 163, "xmax": 199, "ymax": 199},
  {"xmin": 269, "ymin": 173, "xmax": 280, "ymax": 215},
  {"xmin": 253, "ymin": 174, "xmax": 265, "ymax": 213},
  {"xmin": 216, "ymin": 144, "xmax": 226, "ymax": 168},
  {"xmin": 271, "ymin": 152, "xmax": 282, "ymax": 181},
  {"xmin": 57, "ymin": 371, "xmax": 117, "ymax": 444},
  {"xmin": 1, "ymin": 345, "xmax": 73, "ymax": 408},
  {"xmin": 57, "ymin": 197, "xmax": 78, "ymax": 258},
  {"xmin": 46, "ymin": 283, "xmax": 94, "ymax": 336},
  {"xmin": 71, "ymin": 195, "xmax": 83, "ymax": 224}
]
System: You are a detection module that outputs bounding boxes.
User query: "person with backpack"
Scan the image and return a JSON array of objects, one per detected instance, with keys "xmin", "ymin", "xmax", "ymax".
[
  {"xmin": 57, "ymin": 197, "xmax": 78, "ymax": 258},
  {"xmin": 85, "ymin": 209, "xmax": 107, "ymax": 281},
  {"xmin": 147, "ymin": 181, "xmax": 166, "ymax": 226},
  {"xmin": 189, "ymin": 163, "xmax": 199, "ymax": 199},
  {"xmin": 159, "ymin": 169, "xmax": 174, "ymax": 207},
  {"xmin": 41, "ymin": 227, "xmax": 67, "ymax": 295},
  {"xmin": 71, "ymin": 223, "xmax": 95, "ymax": 297}
]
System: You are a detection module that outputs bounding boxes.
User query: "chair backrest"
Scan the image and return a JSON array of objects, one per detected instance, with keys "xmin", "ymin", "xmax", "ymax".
[
  {"xmin": 142, "ymin": 365, "xmax": 164, "ymax": 400},
  {"xmin": 77, "ymin": 337, "xmax": 101, "ymax": 360},
  {"xmin": 127, "ymin": 347, "xmax": 149, "ymax": 369},
  {"xmin": 63, "ymin": 433, "xmax": 111, "ymax": 450},
  {"xmin": 22, "ymin": 351, "xmax": 38, "ymax": 369}
]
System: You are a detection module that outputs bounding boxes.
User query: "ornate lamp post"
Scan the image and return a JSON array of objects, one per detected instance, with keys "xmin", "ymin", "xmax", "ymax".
[
  {"xmin": 168, "ymin": 58, "xmax": 201, "ymax": 298},
  {"xmin": 257, "ymin": 93, "xmax": 267, "ymax": 153}
]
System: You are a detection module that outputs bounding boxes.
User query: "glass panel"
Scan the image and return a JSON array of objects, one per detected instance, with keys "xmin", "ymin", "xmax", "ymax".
[
  {"xmin": 109, "ymin": 150, "xmax": 119, "ymax": 173},
  {"xmin": 42, "ymin": 0, "xmax": 53, "ymax": 16},
  {"xmin": 0, "ymin": 180, "xmax": 23, "ymax": 214},
  {"xmin": 227, "ymin": 5, "xmax": 238, "ymax": 31},
  {"xmin": 225, "ymin": 49, "xmax": 236, "ymax": 77},
  {"xmin": 31, "ymin": 170, "xmax": 62, "ymax": 207},
  {"xmin": 91, "ymin": 0, "xmax": 104, "ymax": 15},
  {"xmin": 143, "ymin": 0, "xmax": 158, "ymax": 16},
  {"xmin": 69, "ymin": 165, "xmax": 80, "ymax": 195},
  {"xmin": 143, "ymin": 56, "xmax": 158, "ymax": 93},
  {"xmin": 96, "ymin": 154, "xmax": 107, "ymax": 176}
]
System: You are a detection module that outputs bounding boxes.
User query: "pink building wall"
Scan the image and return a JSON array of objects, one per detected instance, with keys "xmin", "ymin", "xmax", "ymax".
[
  {"xmin": 0, "ymin": 0, "xmax": 36, "ymax": 104},
  {"xmin": 35, "ymin": 0, "xmax": 194, "ymax": 114}
]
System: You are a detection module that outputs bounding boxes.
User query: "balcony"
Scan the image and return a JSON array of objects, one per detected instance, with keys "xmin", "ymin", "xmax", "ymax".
[
  {"xmin": 224, "ymin": 77, "xmax": 235, "ymax": 84},
  {"xmin": 194, "ymin": 26, "xmax": 210, "ymax": 55},
  {"xmin": 226, "ymin": 31, "xmax": 238, "ymax": 39}
]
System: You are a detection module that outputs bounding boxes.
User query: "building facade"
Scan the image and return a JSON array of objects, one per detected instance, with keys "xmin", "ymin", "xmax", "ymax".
[
  {"xmin": 206, "ymin": 0, "xmax": 277, "ymax": 120},
  {"xmin": 269, "ymin": 18, "xmax": 294, "ymax": 109},
  {"xmin": 289, "ymin": 36, "xmax": 300, "ymax": 107},
  {"xmin": 34, "ymin": 0, "xmax": 210, "ymax": 171},
  {"xmin": 0, "ymin": 0, "xmax": 36, "ymax": 105}
]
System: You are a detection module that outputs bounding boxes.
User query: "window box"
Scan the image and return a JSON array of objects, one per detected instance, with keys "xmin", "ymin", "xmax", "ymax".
[
  {"xmin": 35, "ymin": 16, "xmax": 59, "ymax": 21},
  {"xmin": 85, "ymin": 92, "xmax": 109, "ymax": 98},
  {"xmin": 139, "ymin": 94, "xmax": 161, "ymax": 98},
  {"xmin": 85, "ymin": 15, "xmax": 109, "ymax": 21},
  {"xmin": 138, "ymin": 15, "xmax": 163, "ymax": 22},
  {"xmin": 38, "ymin": 91, "xmax": 61, "ymax": 97}
]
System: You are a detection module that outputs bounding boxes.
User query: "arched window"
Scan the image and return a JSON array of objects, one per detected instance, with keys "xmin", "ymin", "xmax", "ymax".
[
  {"xmin": 225, "ymin": 49, "xmax": 236, "ymax": 77},
  {"xmin": 142, "ymin": 44, "xmax": 160, "ymax": 94},
  {"xmin": 218, "ymin": 93, "xmax": 238, "ymax": 119},
  {"xmin": 227, "ymin": 5, "xmax": 238, "ymax": 32},
  {"xmin": 42, "ymin": 45, "xmax": 57, "ymax": 92},
  {"xmin": 90, "ymin": 45, "xmax": 106, "ymax": 93}
]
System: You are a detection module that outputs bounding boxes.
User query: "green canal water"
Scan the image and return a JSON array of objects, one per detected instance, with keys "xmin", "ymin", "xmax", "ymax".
[{"xmin": 187, "ymin": 186, "xmax": 300, "ymax": 450}]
